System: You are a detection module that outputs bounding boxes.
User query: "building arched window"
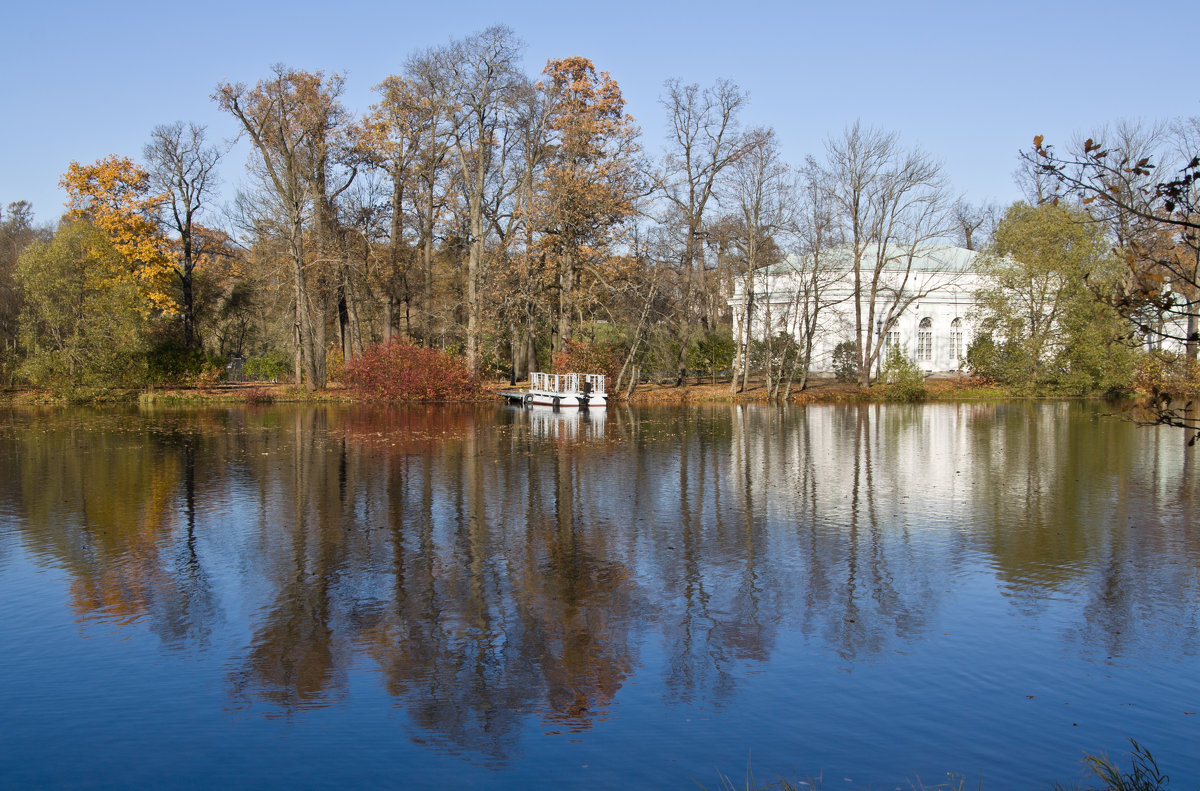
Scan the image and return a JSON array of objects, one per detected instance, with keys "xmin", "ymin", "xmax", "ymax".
[
  {"xmin": 917, "ymin": 317, "xmax": 933, "ymax": 362},
  {"xmin": 949, "ymin": 317, "xmax": 963, "ymax": 361}
]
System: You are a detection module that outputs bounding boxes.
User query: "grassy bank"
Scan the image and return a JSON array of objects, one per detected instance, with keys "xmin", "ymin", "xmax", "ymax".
[
  {"xmin": 0, "ymin": 382, "xmax": 353, "ymax": 407},
  {"xmin": 620, "ymin": 375, "xmax": 1012, "ymax": 405},
  {"xmin": 0, "ymin": 374, "xmax": 1082, "ymax": 407}
]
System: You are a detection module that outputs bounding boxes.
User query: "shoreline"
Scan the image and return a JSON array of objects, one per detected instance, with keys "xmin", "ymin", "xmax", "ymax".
[{"xmin": 0, "ymin": 375, "xmax": 1091, "ymax": 407}]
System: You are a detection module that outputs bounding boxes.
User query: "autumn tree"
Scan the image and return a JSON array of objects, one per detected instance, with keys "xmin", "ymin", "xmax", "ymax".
[
  {"xmin": 1028, "ymin": 123, "xmax": 1200, "ymax": 436},
  {"xmin": 970, "ymin": 202, "xmax": 1135, "ymax": 393},
  {"xmin": 60, "ymin": 155, "xmax": 175, "ymax": 311},
  {"xmin": 499, "ymin": 79, "xmax": 554, "ymax": 379},
  {"xmin": 144, "ymin": 122, "xmax": 223, "ymax": 349},
  {"xmin": 16, "ymin": 220, "xmax": 151, "ymax": 389},
  {"xmin": 0, "ymin": 201, "xmax": 48, "ymax": 370},
  {"xmin": 535, "ymin": 56, "xmax": 641, "ymax": 351},
  {"xmin": 1030, "ymin": 126, "xmax": 1200, "ymax": 360},
  {"xmin": 215, "ymin": 66, "xmax": 357, "ymax": 390},
  {"xmin": 366, "ymin": 75, "xmax": 448, "ymax": 342}
]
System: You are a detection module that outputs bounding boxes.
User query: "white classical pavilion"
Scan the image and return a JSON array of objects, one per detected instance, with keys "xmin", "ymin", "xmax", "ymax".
[{"xmin": 728, "ymin": 244, "xmax": 988, "ymax": 376}]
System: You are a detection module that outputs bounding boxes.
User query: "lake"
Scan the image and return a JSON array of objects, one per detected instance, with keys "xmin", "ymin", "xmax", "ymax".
[{"xmin": 0, "ymin": 401, "xmax": 1197, "ymax": 789}]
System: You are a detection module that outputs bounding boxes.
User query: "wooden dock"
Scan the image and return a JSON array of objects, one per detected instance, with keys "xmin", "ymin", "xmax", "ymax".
[{"xmin": 498, "ymin": 390, "xmax": 528, "ymax": 404}]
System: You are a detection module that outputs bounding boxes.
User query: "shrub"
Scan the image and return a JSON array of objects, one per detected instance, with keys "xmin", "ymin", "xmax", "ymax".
[
  {"xmin": 242, "ymin": 350, "xmax": 293, "ymax": 383},
  {"xmin": 749, "ymin": 332, "xmax": 797, "ymax": 376},
  {"xmin": 881, "ymin": 344, "xmax": 927, "ymax": 402},
  {"xmin": 551, "ymin": 339, "xmax": 623, "ymax": 382},
  {"xmin": 689, "ymin": 331, "xmax": 736, "ymax": 382},
  {"xmin": 344, "ymin": 339, "xmax": 481, "ymax": 402},
  {"xmin": 326, "ymin": 346, "xmax": 346, "ymax": 384},
  {"xmin": 965, "ymin": 332, "xmax": 1031, "ymax": 389},
  {"xmin": 243, "ymin": 386, "xmax": 275, "ymax": 405},
  {"xmin": 186, "ymin": 363, "xmax": 223, "ymax": 390},
  {"xmin": 832, "ymin": 341, "xmax": 860, "ymax": 383},
  {"xmin": 147, "ymin": 346, "xmax": 219, "ymax": 387},
  {"xmin": 1134, "ymin": 353, "xmax": 1200, "ymax": 403}
]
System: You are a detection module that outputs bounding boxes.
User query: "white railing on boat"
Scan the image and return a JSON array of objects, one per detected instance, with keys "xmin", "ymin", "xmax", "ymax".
[{"xmin": 530, "ymin": 372, "xmax": 578, "ymax": 395}]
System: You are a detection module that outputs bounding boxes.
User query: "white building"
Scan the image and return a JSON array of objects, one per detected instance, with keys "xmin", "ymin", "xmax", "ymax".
[{"xmin": 728, "ymin": 244, "xmax": 988, "ymax": 376}]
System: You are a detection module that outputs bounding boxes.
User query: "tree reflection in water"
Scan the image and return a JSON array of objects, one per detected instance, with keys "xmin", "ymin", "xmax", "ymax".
[{"xmin": 0, "ymin": 401, "xmax": 1197, "ymax": 762}]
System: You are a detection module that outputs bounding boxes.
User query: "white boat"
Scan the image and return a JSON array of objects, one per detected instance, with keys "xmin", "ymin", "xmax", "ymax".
[{"xmin": 522, "ymin": 372, "xmax": 607, "ymax": 408}]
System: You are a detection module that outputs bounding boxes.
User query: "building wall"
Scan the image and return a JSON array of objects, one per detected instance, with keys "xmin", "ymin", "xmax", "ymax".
[{"xmin": 729, "ymin": 246, "xmax": 987, "ymax": 376}]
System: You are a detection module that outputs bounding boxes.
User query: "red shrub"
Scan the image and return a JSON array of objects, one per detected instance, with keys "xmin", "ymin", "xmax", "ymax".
[
  {"xmin": 243, "ymin": 386, "xmax": 275, "ymax": 405},
  {"xmin": 344, "ymin": 340, "xmax": 482, "ymax": 402}
]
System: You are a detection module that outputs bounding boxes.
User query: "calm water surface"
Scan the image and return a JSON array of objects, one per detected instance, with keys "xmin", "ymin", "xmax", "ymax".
[{"xmin": 0, "ymin": 402, "xmax": 1197, "ymax": 789}]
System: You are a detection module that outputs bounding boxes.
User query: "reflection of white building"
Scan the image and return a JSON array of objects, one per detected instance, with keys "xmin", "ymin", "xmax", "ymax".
[{"xmin": 728, "ymin": 245, "xmax": 988, "ymax": 375}]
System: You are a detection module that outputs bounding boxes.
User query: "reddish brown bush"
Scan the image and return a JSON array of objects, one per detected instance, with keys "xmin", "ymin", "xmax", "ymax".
[
  {"xmin": 344, "ymin": 340, "xmax": 481, "ymax": 402},
  {"xmin": 242, "ymin": 386, "xmax": 275, "ymax": 405},
  {"xmin": 551, "ymin": 339, "xmax": 623, "ymax": 382}
]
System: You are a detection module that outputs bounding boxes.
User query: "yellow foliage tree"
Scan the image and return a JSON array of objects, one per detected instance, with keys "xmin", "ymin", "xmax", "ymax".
[
  {"xmin": 60, "ymin": 155, "xmax": 176, "ymax": 312},
  {"xmin": 535, "ymin": 56, "xmax": 641, "ymax": 350}
]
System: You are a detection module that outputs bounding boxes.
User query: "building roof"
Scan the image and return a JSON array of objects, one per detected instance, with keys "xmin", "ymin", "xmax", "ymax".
[{"xmin": 760, "ymin": 244, "xmax": 983, "ymax": 276}]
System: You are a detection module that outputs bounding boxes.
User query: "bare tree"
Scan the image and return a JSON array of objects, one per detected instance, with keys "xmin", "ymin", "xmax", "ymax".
[
  {"xmin": 1012, "ymin": 154, "xmax": 1059, "ymax": 206},
  {"xmin": 144, "ymin": 122, "xmax": 223, "ymax": 349},
  {"xmin": 780, "ymin": 162, "xmax": 847, "ymax": 395},
  {"xmin": 411, "ymin": 25, "xmax": 526, "ymax": 375},
  {"xmin": 726, "ymin": 129, "xmax": 790, "ymax": 394},
  {"xmin": 657, "ymin": 78, "xmax": 764, "ymax": 386},
  {"xmin": 951, "ymin": 198, "xmax": 996, "ymax": 251},
  {"xmin": 816, "ymin": 122, "xmax": 952, "ymax": 386},
  {"xmin": 338, "ymin": 173, "xmax": 390, "ymax": 350},
  {"xmin": 215, "ymin": 66, "xmax": 356, "ymax": 390}
]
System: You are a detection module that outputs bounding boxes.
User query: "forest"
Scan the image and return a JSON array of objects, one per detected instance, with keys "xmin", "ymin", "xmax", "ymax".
[{"xmin": 1, "ymin": 24, "xmax": 1198, "ymax": 412}]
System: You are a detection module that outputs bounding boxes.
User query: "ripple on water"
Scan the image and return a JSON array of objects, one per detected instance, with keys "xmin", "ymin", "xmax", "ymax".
[{"xmin": 0, "ymin": 403, "xmax": 1197, "ymax": 789}]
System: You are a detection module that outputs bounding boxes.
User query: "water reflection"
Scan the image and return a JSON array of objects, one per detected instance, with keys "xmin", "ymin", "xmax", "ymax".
[{"xmin": 0, "ymin": 402, "xmax": 1197, "ymax": 762}]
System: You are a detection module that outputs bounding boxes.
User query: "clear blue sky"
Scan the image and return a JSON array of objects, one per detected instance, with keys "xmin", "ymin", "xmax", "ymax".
[{"xmin": 3, "ymin": 0, "xmax": 1194, "ymax": 225}]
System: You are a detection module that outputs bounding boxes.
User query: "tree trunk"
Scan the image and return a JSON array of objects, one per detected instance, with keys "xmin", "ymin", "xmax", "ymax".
[
  {"xmin": 559, "ymin": 250, "xmax": 575, "ymax": 351},
  {"xmin": 422, "ymin": 189, "xmax": 436, "ymax": 346},
  {"xmin": 180, "ymin": 266, "xmax": 196, "ymax": 349},
  {"xmin": 290, "ymin": 217, "xmax": 318, "ymax": 389},
  {"xmin": 467, "ymin": 232, "xmax": 480, "ymax": 375},
  {"xmin": 523, "ymin": 323, "xmax": 537, "ymax": 380},
  {"xmin": 338, "ymin": 289, "xmax": 351, "ymax": 364},
  {"xmin": 1187, "ymin": 304, "xmax": 1198, "ymax": 361},
  {"xmin": 293, "ymin": 322, "xmax": 303, "ymax": 387}
]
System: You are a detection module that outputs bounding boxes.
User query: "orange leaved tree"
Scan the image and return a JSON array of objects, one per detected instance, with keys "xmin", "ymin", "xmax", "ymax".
[
  {"xmin": 536, "ymin": 56, "xmax": 641, "ymax": 353},
  {"xmin": 60, "ymin": 155, "xmax": 174, "ymax": 312}
]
